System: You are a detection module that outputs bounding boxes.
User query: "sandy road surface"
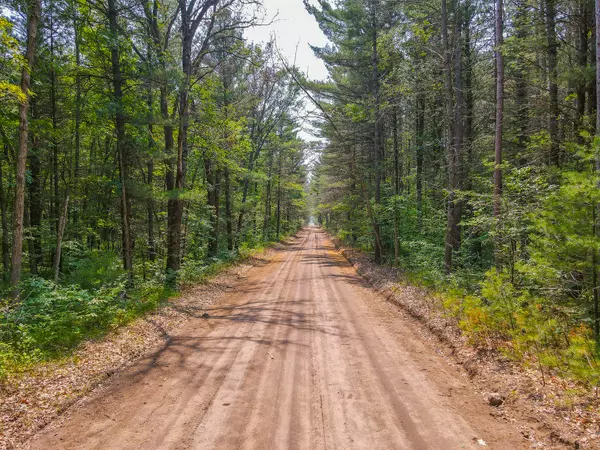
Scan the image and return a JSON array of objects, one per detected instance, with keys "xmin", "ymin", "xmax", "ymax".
[{"xmin": 29, "ymin": 228, "xmax": 525, "ymax": 449}]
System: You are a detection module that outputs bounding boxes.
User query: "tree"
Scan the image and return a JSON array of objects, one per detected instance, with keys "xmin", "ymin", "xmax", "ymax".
[
  {"xmin": 308, "ymin": 0, "xmax": 600, "ymax": 357},
  {"xmin": 10, "ymin": 0, "xmax": 41, "ymax": 293},
  {"xmin": 494, "ymin": 0, "xmax": 504, "ymax": 221}
]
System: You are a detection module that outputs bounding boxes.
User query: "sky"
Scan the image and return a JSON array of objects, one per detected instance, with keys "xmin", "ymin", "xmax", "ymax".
[
  {"xmin": 245, "ymin": 0, "xmax": 330, "ymax": 142},
  {"xmin": 245, "ymin": 0, "xmax": 329, "ymax": 81}
]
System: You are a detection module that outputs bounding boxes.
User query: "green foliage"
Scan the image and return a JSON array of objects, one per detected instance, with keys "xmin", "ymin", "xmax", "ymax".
[
  {"xmin": 0, "ymin": 17, "xmax": 25, "ymax": 104},
  {"xmin": 0, "ymin": 275, "xmax": 171, "ymax": 377},
  {"xmin": 63, "ymin": 246, "xmax": 125, "ymax": 290},
  {"xmin": 442, "ymin": 267, "xmax": 600, "ymax": 385},
  {"xmin": 0, "ymin": 1, "xmax": 309, "ymax": 380}
]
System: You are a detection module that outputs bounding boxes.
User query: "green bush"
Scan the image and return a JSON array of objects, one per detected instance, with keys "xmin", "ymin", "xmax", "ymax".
[
  {"xmin": 63, "ymin": 246, "xmax": 124, "ymax": 290},
  {"xmin": 0, "ymin": 275, "xmax": 171, "ymax": 377},
  {"xmin": 443, "ymin": 268, "xmax": 600, "ymax": 385}
]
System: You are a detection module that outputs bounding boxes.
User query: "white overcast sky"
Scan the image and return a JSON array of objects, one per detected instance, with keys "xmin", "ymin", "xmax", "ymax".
[
  {"xmin": 245, "ymin": 0, "xmax": 330, "ymax": 142},
  {"xmin": 245, "ymin": 0, "xmax": 329, "ymax": 81}
]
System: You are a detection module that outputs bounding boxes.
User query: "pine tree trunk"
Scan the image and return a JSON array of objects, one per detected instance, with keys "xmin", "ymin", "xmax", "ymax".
[
  {"xmin": 108, "ymin": 0, "xmax": 134, "ymax": 283},
  {"xmin": 578, "ymin": 0, "xmax": 589, "ymax": 137},
  {"xmin": 146, "ymin": 72, "xmax": 156, "ymax": 262},
  {"xmin": 276, "ymin": 180, "xmax": 282, "ymax": 240},
  {"xmin": 393, "ymin": 106, "xmax": 400, "ymax": 266},
  {"xmin": 594, "ymin": 0, "xmax": 600, "ymax": 341},
  {"xmin": 73, "ymin": 0, "xmax": 82, "ymax": 226},
  {"xmin": 50, "ymin": 11, "xmax": 60, "ymax": 235},
  {"xmin": 589, "ymin": 22, "xmax": 597, "ymax": 123},
  {"xmin": 546, "ymin": 0, "xmax": 560, "ymax": 166},
  {"xmin": 54, "ymin": 196, "xmax": 69, "ymax": 283},
  {"xmin": 442, "ymin": 0, "xmax": 462, "ymax": 273},
  {"xmin": 224, "ymin": 167, "xmax": 233, "ymax": 251},
  {"xmin": 464, "ymin": 0, "xmax": 474, "ymax": 177},
  {"xmin": 162, "ymin": 85, "xmax": 177, "ymax": 275},
  {"xmin": 205, "ymin": 158, "xmax": 220, "ymax": 257},
  {"xmin": 167, "ymin": 0, "xmax": 202, "ymax": 279},
  {"xmin": 371, "ymin": 0, "xmax": 384, "ymax": 264},
  {"xmin": 263, "ymin": 150, "xmax": 274, "ymax": 241},
  {"xmin": 515, "ymin": 1, "xmax": 529, "ymax": 165},
  {"xmin": 73, "ymin": 1, "xmax": 82, "ymax": 184},
  {"xmin": 29, "ymin": 134, "xmax": 42, "ymax": 274},
  {"xmin": 447, "ymin": 4, "xmax": 464, "ymax": 273},
  {"xmin": 237, "ymin": 147, "xmax": 259, "ymax": 242},
  {"xmin": 0, "ymin": 146, "xmax": 9, "ymax": 281},
  {"xmin": 147, "ymin": 159, "xmax": 156, "ymax": 261},
  {"xmin": 416, "ymin": 90, "xmax": 425, "ymax": 223},
  {"xmin": 494, "ymin": 0, "xmax": 504, "ymax": 220},
  {"xmin": 393, "ymin": 107, "xmax": 400, "ymax": 194},
  {"xmin": 10, "ymin": 0, "xmax": 41, "ymax": 292}
]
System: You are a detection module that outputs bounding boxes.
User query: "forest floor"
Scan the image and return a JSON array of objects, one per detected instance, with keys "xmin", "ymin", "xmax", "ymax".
[{"xmin": 14, "ymin": 227, "xmax": 536, "ymax": 449}]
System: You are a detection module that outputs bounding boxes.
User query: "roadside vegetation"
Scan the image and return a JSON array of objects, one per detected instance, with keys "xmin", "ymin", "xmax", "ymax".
[
  {"xmin": 0, "ymin": 1, "xmax": 308, "ymax": 378},
  {"xmin": 307, "ymin": 0, "xmax": 600, "ymax": 388}
]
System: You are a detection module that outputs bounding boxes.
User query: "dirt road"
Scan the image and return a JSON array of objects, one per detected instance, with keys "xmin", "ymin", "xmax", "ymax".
[{"xmin": 29, "ymin": 228, "xmax": 525, "ymax": 449}]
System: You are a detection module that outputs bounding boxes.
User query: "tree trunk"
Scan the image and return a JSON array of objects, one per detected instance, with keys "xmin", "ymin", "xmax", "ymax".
[
  {"xmin": 73, "ymin": 0, "xmax": 82, "ymax": 184},
  {"xmin": 143, "ymin": 0, "xmax": 176, "ymax": 269},
  {"xmin": 29, "ymin": 134, "xmax": 42, "ymax": 274},
  {"xmin": 263, "ymin": 149, "xmax": 274, "ymax": 241},
  {"xmin": 276, "ymin": 178, "xmax": 282, "ymax": 240},
  {"xmin": 162, "ymin": 85, "xmax": 177, "ymax": 276},
  {"xmin": 73, "ymin": 0, "xmax": 82, "ymax": 225},
  {"xmin": 594, "ymin": 0, "xmax": 600, "ymax": 341},
  {"xmin": 0, "ymin": 146, "xmax": 9, "ymax": 281},
  {"xmin": 54, "ymin": 196, "xmax": 69, "ymax": 283},
  {"xmin": 147, "ymin": 84, "xmax": 156, "ymax": 262},
  {"xmin": 464, "ymin": 0, "xmax": 474, "ymax": 177},
  {"xmin": 416, "ymin": 89, "xmax": 425, "ymax": 223},
  {"xmin": 10, "ymin": 0, "xmax": 41, "ymax": 292},
  {"xmin": 393, "ymin": 106, "xmax": 401, "ymax": 194},
  {"xmin": 108, "ymin": 0, "xmax": 134, "ymax": 283},
  {"xmin": 236, "ymin": 148, "xmax": 259, "ymax": 241},
  {"xmin": 50, "ymin": 10, "xmax": 60, "ymax": 235},
  {"xmin": 442, "ymin": 0, "xmax": 463, "ymax": 273},
  {"xmin": 494, "ymin": 0, "xmax": 504, "ymax": 220},
  {"xmin": 371, "ymin": 0, "xmax": 384, "ymax": 264},
  {"xmin": 147, "ymin": 158, "xmax": 156, "ymax": 261},
  {"xmin": 448, "ymin": 4, "xmax": 464, "ymax": 273},
  {"xmin": 224, "ymin": 167, "xmax": 233, "ymax": 251},
  {"xmin": 578, "ymin": 0, "xmax": 589, "ymax": 138},
  {"xmin": 167, "ymin": 4, "xmax": 193, "ymax": 280},
  {"xmin": 515, "ymin": 1, "xmax": 529, "ymax": 165},
  {"xmin": 393, "ymin": 106, "xmax": 401, "ymax": 265},
  {"xmin": 205, "ymin": 158, "xmax": 220, "ymax": 257},
  {"xmin": 546, "ymin": 0, "xmax": 560, "ymax": 166},
  {"xmin": 589, "ymin": 20, "xmax": 597, "ymax": 123}
]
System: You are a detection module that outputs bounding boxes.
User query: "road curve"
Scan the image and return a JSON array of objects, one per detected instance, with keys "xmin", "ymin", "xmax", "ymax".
[{"xmin": 29, "ymin": 228, "xmax": 525, "ymax": 449}]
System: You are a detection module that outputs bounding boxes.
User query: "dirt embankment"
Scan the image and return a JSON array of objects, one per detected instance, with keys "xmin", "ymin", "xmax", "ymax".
[{"xmin": 333, "ymin": 237, "xmax": 599, "ymax": 449}]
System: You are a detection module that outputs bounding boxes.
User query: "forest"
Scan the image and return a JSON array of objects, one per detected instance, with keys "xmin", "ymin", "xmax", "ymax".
[
  {"xmin": 0, "ymin": 0, "xmax": 309, "ymax": 375},
  {"xmin": 307, "ymin": 0, "xmax": 600, "ymax": 385},
  {"xmin": 1, "ymin": 0, "xmax": 600, "ymax": 390}
]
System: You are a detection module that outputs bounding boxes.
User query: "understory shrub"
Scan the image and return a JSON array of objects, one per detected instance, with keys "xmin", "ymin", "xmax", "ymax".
[
  {"xmin": 445, "ymin": 268, "xmax": 600, "ymax": 386},
  {"xmin": 0, "ymin": 276, "xmax": 171, "ymax": 378}
]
